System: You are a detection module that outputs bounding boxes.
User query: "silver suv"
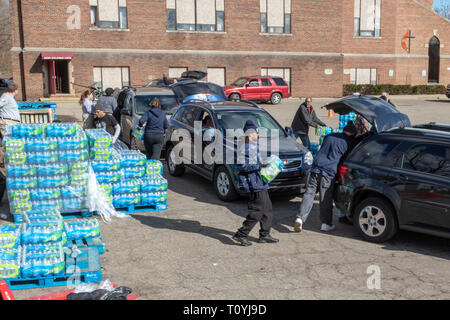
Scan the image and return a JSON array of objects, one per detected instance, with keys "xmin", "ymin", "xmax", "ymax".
[{"xmin": 118, "ymin": 87, "xmax": 179, "ymax": 151}]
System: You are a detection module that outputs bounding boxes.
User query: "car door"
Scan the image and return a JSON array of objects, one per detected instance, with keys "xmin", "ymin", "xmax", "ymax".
[
  {"xmin": 194, "ymin": 109, "xmax": 217, "ymax": 177},
  {"xmin": 260, "ymin": 78, "xmax": 273, "ymax": 100},
  {"xmin": 173, "ymin": 105, "xmax": 201, "ymax": 166},
  {"xmin": 394, "ymin": 143, "xmax": 450, "ymax": 229},
  {"xmin": 244, "ymin": 78, "xmax": 261, "ymax": 100}
]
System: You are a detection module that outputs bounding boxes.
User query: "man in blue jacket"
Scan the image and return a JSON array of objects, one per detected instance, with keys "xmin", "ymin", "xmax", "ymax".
[
  {"xmin": 232, "ymin": 120, "xmax": 279, "ymax": 246},
  {"xmin": 294, "ymin": 122, "xmax": 357, "ymax": 233}
]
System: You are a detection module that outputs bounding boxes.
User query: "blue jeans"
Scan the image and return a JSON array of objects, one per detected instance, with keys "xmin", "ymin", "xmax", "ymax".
[{"xmin": 293, "ymin": 133, "xmax": 311, "ymax": 150}]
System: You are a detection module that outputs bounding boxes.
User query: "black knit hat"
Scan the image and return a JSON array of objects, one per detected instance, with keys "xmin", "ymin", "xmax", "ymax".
[{"xmin": 343, "ymin": 121, "xmax": 357, "ymax": 135}]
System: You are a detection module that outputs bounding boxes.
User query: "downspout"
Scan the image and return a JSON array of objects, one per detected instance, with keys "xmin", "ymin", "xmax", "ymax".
[{"xmin": 16, "ymin": 0, "xmax": 26, "ymax": 101}]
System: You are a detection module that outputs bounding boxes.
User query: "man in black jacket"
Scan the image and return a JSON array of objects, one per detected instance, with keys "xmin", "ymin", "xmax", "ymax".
[{"xmin": 291, "ymin": 97, "xmax": 326, "ymax": 150}]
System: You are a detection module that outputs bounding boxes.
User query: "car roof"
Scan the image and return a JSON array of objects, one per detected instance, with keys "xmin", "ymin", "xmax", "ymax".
[
  {"xmin": 181, "ymin": 100, "xmax": 265, "ymax": 112},
  {"xmin": 248, "ymin": 75, "xmax": 283, "ymax": 78},
  {"xmin": 132, "ymin": 87, "xmax": 175, "ymax": 96},
  {"xmin": 382, "ymin": 126, "xmax": 450, "ymax": 142}
]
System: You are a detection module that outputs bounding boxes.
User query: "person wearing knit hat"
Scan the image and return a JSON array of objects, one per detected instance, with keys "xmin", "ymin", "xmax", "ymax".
[
  {"xmin": 232, "ymin": 120, "xmax": 279, "ymax": 246},
  {"xmin": 294, "ymin": 121, "xmax": 357, "ymax": 233}
]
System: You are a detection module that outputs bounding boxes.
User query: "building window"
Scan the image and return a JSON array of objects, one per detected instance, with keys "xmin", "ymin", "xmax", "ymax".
[
  {"xmin": 90, "ymin": 0, "xmax": 128, "ymax": 29},
  {"xmin": 93, "ymin": 67, "xmax": 130, "ymax": 91},
  {"xmin": 207, "ymin": 67, "xmax": 226, "ymax": 86},
  {"xmin": 167, "ymin": 0, "xmax": 225, "ymax": 32},
  {"xmin": 261, "ymin": 68, "xmax": 291, "ymax": 91},
  {"xmin": 354, "ymin": 0, "xmax": 381, "ymax": 37},
  {"xmin": 169, "ymin": 67, "xmax": 188, "ymax": 79},
  {"xmin": 260, "ymin": 0, "xmax": 291, "ymax": 34},
  {"xmin": 350, "ymin": 68, "xmax": 377, "ymax": 85}
]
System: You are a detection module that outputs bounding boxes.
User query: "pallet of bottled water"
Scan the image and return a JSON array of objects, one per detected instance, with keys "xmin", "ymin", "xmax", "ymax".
[
  {"xmin": 339, "ymin": 112, "xmax": 357, "ymax": 131},
  {"xmin": 4, "ymin": 123, "xmax": 92, "ymax": 221},
  {"xmin": 0, "ymin": 220, "xmax": 103, "ymax": 289},
  {"xmin": 92, "ymin": 152, "xmax": 167, "ymax": 212}
]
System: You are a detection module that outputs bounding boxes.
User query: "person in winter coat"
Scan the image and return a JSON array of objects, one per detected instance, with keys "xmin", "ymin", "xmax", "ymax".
[
  {"xmin": 232, "ymin": 120, "xmax": 279, "ymax": 247},
  {"xmin": 294, "ymin": 122, "xmax": 357, "ymax": 233},
  {"xmin": 138, "ymin": 98, "xmax": 169, "ymax": 160},
  {"xmin": 80, "ymin": 90, "xmax": 95, "ymax": 129},
  {"xmin": 95, "ymin": 88, "xmax": 118, "ymax": 115},
  {"xmin": 291, "ymin": 97, "xmax": 326, "ymax": 150}
]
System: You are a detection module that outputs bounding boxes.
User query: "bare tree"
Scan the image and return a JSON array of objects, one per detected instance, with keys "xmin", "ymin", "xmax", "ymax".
[{"xmin": 0, "ymin": 0, "xmax": 12, "ymax": 78}]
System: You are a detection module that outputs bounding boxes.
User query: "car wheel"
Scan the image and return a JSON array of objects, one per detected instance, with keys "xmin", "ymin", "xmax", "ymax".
[
  {"xmin": 271, "ymin": 93, "xmax": 282, "ymax": 105},
  {"xmin": 353, "ymin": 197, "xmax": 398, "ymax": 243},
  {"xmin": 166, "ymin": 145, "xmax": 185, "ymax": 177},
  {"xmin": 214, "ymin": 166, "xmax": 238, "ymax": 202},
  {"xmin": 229, "ymin": 93, "xmax": 241, "ymax": 101}
]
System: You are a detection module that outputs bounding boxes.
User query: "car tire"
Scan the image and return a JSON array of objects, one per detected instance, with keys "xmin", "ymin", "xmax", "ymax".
[
  {"xmin": 166, "ymin": 144, "xmax": 185, "ymax": 177},
  {"xmin": 214, "ymin": 166, "xmax": 239, "ymax": 202},
  {"xmin": 353, "ymin": 197, "xmax": 398, "ymax": 243},
  {"xmin": 229, "ymin": 93, "xmax": 241, "ymax": 101},
  {"xmin": 271, "ymin": 93, "xmax": 282, "ymax": 105}
]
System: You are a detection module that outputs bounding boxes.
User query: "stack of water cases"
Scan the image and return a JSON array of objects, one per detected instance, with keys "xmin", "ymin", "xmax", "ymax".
[
  {"xmin": 338, "ymin": 112, "xmax": 357, "ymax": 132},
  {"xmin": 87, "ymin": 129, "xmax": 167, "ymax": 211},
  {"xmin": 0, "ymin": 223, "xmax": 65, "ymax": 279},
  {"xmin": 4, "ymin": 123, "xmax": 90, "ymax": 221}
]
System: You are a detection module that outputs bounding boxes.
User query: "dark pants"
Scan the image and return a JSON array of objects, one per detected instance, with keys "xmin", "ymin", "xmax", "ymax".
[
  {"xmin": 294, "ymin": 133, "xmax": 311, "ymax": 150},
  {"xmin": 0, "ymin": 172, "xmax": 6, "ymax": 203},
  {"xmin": 236, "ymin": 189, "xmax": 273, "ymax": 238},
  {"xmin": 296, "ymin": 172, "xmax": 335, "ymax": 225},
  {"xmin": 143, "ymin": 133, "xmax": 164, "ymax": 160}
]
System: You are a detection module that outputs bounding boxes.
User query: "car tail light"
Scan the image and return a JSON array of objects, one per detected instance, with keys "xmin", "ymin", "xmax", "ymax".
[{"xmin": 337, "ymin": 165, "xmax": 348, "ymax": 183}]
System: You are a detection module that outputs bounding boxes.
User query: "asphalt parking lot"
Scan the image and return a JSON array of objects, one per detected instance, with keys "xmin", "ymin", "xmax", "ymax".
[{"xmin": 9, "ymin": 95, "xmax": 450, "ymax": 300}]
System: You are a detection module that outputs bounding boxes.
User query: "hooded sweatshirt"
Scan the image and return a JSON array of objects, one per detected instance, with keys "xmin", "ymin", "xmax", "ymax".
[{"xmin": 138, "ymin": 107, "xmax": 169, "ymax": 135}]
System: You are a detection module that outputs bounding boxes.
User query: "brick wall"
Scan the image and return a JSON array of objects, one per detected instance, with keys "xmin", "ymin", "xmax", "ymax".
[{"xmin": 9, "ymin": 0, "xmax": 449, "ymax": 100}]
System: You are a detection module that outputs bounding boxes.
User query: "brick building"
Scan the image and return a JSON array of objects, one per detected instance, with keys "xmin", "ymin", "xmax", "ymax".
[{"xmin": 8, "ymin": 0, "xmax": 450, "ymax": 101}]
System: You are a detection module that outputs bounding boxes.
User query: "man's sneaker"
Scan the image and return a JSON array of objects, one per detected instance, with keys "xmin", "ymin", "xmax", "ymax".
[
  {"xmin": 232, "ymin": 234, "xmax": 252, "ymax": 246},
  {"xmin": 320, "ymin": 223, "xmax": 336, "ymax": 232},
  {"xmin": 294, "ymin": 218, "xmax": 303, "ymax": 233},
  {"xmin": 258, "ymin": 235, "xmax": 279, "ymax": 243},
  {"xmin": 338, "ymin": 217, "xmax": 353, "ymax": 225}
]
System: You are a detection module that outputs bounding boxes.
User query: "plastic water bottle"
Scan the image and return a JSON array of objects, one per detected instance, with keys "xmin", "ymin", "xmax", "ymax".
[
  {"xmin": 6, "ymin": 152, "xmax": 27, "ymax": 165},
  {"xmin": 4, "ymin": 138, "xmax": 25, "ymax": 153}
]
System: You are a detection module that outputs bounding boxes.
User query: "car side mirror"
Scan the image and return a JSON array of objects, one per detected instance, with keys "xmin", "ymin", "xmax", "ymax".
[{"xmin": 285, "ymin": 126, "xmax": 293, "ymax": 136}]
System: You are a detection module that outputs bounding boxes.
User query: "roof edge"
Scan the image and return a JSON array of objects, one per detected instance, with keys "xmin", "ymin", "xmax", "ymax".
[{"xmin": 411, "ymin": 0, "xmax": 450, "ymax": 24}]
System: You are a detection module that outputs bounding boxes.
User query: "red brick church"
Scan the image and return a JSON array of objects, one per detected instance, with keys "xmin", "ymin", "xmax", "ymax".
[{"xmin": 6, "ymin": 0, "xmax": 450, "ymax": 100}]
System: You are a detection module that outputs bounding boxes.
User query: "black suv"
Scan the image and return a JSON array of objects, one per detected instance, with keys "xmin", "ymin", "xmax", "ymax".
[
  {"xmin": 165, "ymin": 99, "xmax": 313, "ymax": 201},
  {"xmin": 326, "ymin": 97, "xmax": 450, "ymax": 243}
]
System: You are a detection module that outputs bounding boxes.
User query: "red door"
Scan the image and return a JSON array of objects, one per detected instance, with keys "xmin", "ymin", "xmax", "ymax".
[
  {"xmin": 260, "ymin": 78, "xmax": 273, "ymax": 100},
  {"xmin": 245, "ymin": 78, "xmax": 261, "ymax": 100},
  {"xmin": 48, "ymin": 60, "xmax": 56, "ymax": 95}
]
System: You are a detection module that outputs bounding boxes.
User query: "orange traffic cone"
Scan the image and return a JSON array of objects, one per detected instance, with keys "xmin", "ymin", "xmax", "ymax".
[{"xmin": 328, "ymin": 109, "xmax": 334, "ymax": 118}]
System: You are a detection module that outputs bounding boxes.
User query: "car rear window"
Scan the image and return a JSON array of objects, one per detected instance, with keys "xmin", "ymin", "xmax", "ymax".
[
  {"xmin": 272, "ymin": 78, "xmax": 287, "ymax": 86},
  {"xmin": 402, "ymin": 143, "xmax": 450, "ymax": 177},
  {"xmin": 135, "ymin": 95, "xmax": 179, "ymax": 115},
  {"xmin": 348, "ymin": 138, "xmax": 402, "ymax": 167}
]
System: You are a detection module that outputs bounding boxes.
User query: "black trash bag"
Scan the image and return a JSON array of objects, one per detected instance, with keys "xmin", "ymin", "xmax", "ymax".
[{"xmin": 66, "ymin": 287, "xmax": 133, "ymax": 300}]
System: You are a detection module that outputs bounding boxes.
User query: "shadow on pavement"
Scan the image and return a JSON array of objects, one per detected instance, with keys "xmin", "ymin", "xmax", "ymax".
[
  {"xmin": 274, "ymin": 203, "xmax": 450, "ymax": 261},
  {"xmin": 424, "ymin": 100, "xmax": 450, "ymax": 103},
  {"xmin": 132, "ymin": 214, "xmax": 258, "ymax": 246}
]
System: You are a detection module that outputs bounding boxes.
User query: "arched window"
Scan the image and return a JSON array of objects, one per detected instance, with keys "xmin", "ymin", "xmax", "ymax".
[{"xmin": 428, "ymin": 36, "xmax": 440, "ymax": 83}]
